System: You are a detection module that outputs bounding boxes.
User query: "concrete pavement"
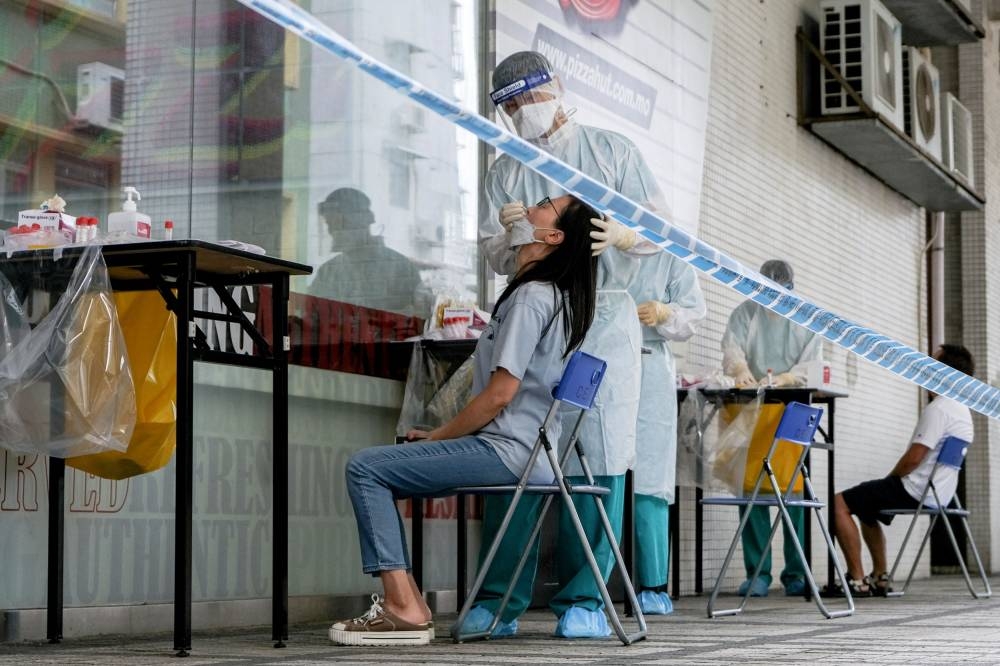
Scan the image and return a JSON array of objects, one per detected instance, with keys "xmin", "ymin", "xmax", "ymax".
[{"xmin": 2, "ymin": 575, "xmax": 999, "ymax": 664}]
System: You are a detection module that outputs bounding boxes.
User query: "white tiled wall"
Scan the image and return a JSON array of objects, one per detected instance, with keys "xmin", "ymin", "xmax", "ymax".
[
  {"xmin": 675, "ymin": 0, "xmax": 961, "ymax": 594},
  {"xmin": 953, "ymin": 1, "xmax": 1000, "ymax": 569}
]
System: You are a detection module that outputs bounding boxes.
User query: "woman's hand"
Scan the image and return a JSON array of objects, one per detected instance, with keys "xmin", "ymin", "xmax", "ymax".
[{"xmin": 405, "ymin": 429, "xmax": 432, "ymax": 442}]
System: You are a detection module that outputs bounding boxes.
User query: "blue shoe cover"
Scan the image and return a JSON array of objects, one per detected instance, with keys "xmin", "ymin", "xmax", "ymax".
[
  {"xmin": 638, "ymin": 590, "xmax": 674, "ymax": 615},
  {"xmin": 784, "ymin": 579, "xmax": 806, "ymax": 596},
  {"xmin": 737, "ymin": 577, "xmax": 770, "ymax": 597},
  {"xmin": 554, "ymin": 606, "xmax": 612, "ymax": 638},
  {"xmin": 457, "ymin": 605, "xmax": 518, "ymax": 638}
]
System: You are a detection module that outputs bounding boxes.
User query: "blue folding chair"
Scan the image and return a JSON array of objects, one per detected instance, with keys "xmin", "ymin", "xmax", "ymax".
[
  {"xmin": 450, "ymin": 351, "xmax": 647, "ymax": 645},
  {"xmin": 702, "ymin": 401, "xmax": 854, "ymax": 619},
  {"xmin": 880, "ymin": 436, "xmax": 991, "ymax": 599}
]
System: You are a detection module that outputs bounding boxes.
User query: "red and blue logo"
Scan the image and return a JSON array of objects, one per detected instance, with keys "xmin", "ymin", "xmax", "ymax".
[{"xmin": 559, "ymin": 0, "xmax": 623, "ymax": 22}]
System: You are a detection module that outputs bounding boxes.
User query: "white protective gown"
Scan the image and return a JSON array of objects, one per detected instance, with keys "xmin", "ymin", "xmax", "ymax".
[
  {"xmin": 627, "ymin": 254, "xmax": 705, "ymax": 501},
  {"xmin": 479, "ymin": 119, "xmax": 665, "ymax": 476},
  {"xmin": 721, "ymin": 300, "xmax": 822, "ymax": 381}
]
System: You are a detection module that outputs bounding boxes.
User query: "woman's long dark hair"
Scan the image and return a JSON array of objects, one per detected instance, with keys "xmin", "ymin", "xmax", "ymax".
[{"xmin": 493, "ymin": 197, "xmax": 599, "ymax": 357}]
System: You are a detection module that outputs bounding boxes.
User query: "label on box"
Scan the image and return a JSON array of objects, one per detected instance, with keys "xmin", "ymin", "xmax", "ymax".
[
  {"xmin": 18, "ymin": 210, "xmax": 76, "ymax": 231},
  {"xmin": 442, "ymin": 307, "xmax": 474, "ymax": 327},
  {"xmin": 805, "ymin": 360, "xmax": 832, "ymax": 388}
]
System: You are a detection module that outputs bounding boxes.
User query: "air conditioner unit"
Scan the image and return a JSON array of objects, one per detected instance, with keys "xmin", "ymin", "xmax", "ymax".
[
  {"xmin": 940, "ymin": 92, "xmax": 974, "ymax": 187},
  {"xmin": 820, "ymin": 0, "xmax": 904, "ymax": 131},
  {"xmin": 902, "ymin": 47, "xmax": 941, "ymax": 161},
  {"xmin": 76, "ymin": 62, "xmax": 124, "ymax": 132}
]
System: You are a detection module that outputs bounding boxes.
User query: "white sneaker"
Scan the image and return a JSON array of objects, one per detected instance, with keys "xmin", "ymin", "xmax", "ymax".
[{"xmin": 328, "ymin": 594, "xmax": 432, "ymax": 646}]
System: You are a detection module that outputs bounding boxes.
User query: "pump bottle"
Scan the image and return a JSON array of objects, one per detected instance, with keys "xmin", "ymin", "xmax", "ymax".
[{"xmin": 107, "ymin": 186, "xmax": 151, "ymax": 238}]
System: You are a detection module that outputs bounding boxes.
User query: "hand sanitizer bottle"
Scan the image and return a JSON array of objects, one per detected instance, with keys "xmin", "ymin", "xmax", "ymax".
[{"xmin": 107, "ymin": 186, "xmax": 151, "ymax": 238}]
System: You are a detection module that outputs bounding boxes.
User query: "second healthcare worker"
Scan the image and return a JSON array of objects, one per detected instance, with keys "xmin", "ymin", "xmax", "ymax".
[{"xmin": 628, "ymin": 254, "xmax": 705, "ymax": 614}]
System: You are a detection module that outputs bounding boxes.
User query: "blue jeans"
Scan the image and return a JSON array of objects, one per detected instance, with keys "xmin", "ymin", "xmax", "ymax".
[{"xmin": 346, "ymin": 436, "xmax": 519, "ymax": 575}]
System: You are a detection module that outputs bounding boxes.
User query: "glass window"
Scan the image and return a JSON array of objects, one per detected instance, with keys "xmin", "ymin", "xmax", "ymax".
[{"xmin": 0, "ymin": 0, "xmax": 481, "ymax": 607}]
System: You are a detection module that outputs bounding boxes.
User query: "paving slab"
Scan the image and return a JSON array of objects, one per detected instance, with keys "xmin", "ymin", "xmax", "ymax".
[{"xmin": 2, "ymin": 576, "xmax": 998, "ymax": 664}]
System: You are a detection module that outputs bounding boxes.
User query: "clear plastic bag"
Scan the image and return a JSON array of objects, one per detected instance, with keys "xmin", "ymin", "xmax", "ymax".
[
  {"xmin": 396, "ymin": 340, "xmax": 475, "ymax": 436},
  {"xmin": 0, "ymin": 271, "xmax": 29, "ymax": 364},
  {"xmin": 425, "ymin": 356, "xmax": 474, "ymax": 425},
  {"xmin": 676, "ymin": 389, "xmax": 764, "ymax": 495},
  {"xmin": 0, "ymin": 245, "xmax": 136, "ymax": 457},
  {"xmin": 711, "ymin": 399, "xmax": 762, "ymax": 496}
]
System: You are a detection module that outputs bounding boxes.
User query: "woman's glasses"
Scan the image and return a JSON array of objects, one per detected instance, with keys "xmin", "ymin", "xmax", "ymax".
[{"xmin": 535, "ymin": 196, "xmax": 559, "ymax": 218}]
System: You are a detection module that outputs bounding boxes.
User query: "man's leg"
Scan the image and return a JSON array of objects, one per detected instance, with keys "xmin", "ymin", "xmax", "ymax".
[
  {"xmin": 833, "ymin": 492, "xmax": 865, "ymax": 580},
  {"xmin": 860, "ymin": 521, "xmax": 887, "ymax": 575}
]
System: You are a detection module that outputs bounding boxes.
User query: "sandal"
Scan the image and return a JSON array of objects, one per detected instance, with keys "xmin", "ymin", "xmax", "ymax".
[
  {"xmin": 820, "ymin": 576, "xmax": 871, "ymax": 598},
  {"xmin": 865, "ymin": 572, "xmax": 892, "ymax": 597}
]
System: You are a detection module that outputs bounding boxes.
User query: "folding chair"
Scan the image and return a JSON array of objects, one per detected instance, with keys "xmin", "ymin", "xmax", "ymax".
[
  {"xmin": 702, "ymin": 401, "xmax": 854, "ymax": 619},
  {"xmin": 450, "ymin": 351, "xmax": 646, "ymax": 645},
  {"xmin": 880, "ymin": 436, "xmax": 991, "ymax": 599}
]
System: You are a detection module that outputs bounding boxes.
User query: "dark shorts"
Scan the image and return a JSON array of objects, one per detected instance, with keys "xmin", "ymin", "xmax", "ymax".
[{"xmin": 841, "ymin": 475, "xmax": 920, "ymax": 527}]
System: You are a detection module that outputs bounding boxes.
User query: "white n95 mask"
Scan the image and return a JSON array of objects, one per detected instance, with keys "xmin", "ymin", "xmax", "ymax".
[{"xmin": 511, "ymin": 100, "xmax": 560, "ymax": 139}]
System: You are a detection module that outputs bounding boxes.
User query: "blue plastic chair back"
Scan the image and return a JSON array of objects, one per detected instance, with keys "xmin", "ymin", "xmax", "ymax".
[
  {"xmin": 553, "ymin": 351, "xmax": 606, "ymax": 410},
  {"xmin": 773, "ymin": 401, "xmax": 823, "ymax": 447},
  {"xmin": 936, "ymin": 436, "xmax": 969, "ymax": 470}
]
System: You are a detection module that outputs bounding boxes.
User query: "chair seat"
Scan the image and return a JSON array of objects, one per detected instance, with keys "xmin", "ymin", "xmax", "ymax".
[
  {"xmin": 880, "ymin": 507, "xmax": 969, "ymax": 517},
  {"xmin": 701, "ymin": 496, "xmax": 824, "ymax": 508},
  {"xmin": 452, "ymin": 484, "xmax": 611, "ymax": 496}
]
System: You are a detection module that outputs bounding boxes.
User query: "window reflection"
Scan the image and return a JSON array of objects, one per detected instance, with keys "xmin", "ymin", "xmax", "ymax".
[{"xmin": 0, "ymin": 0, "xmax": 480, "ymax": 377}]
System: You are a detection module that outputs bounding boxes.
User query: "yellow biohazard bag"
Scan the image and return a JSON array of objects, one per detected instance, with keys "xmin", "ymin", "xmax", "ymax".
[
  {"xmin": 742, "ymin": 403, "xmax": 805, "ymax": 494},
  {"xmin": 67, "ymin": 291, "xmax": 177, "ymax": 479}
]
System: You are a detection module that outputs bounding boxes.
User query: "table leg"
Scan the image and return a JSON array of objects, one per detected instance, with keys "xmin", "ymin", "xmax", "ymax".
[
  {"xmin": 804, "ymin": 449, "xmax": 813, "ymax": 573},
  {"xmin": 173, "ymin": 254, "xmax": 194, "ymax": 657},
  {"xmin": 623, "ymin": 470, "xmax": 634, "ymax": 616},
  {"xmin": 457, "ymin": 494, "xmax": 467, "ymax": 606},
  {"xmin": 695, "ymin": 487, "xmax": 703, "ymax": 595},
  {"xmin": 46, "ymin": 458, "xmax": 64, "ymax": 643},
  {"xmin": 412, "ymin": 500, "xmax": 424, "ymax": 590},
  {"xmin": 271, "ymin": 276, "xmax": 290, "ymax": 647},
  {"xmin": 827, "ymin": 399, "xmax": 836, "ymax": 592},
  {"xmin": 670, "ymin": 488, "xmax": 680, "ymax": 599}
]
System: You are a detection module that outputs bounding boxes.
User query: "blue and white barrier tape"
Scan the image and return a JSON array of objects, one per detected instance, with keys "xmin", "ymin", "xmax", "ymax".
[{"xmin": 238, "ymin": 0, "xmax": 1000, "ymax": 420}]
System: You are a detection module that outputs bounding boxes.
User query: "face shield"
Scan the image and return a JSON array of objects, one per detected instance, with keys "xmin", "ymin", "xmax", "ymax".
[{"xmin": 490, "ymin": 69, "xmax": 563, "ymax": 140}]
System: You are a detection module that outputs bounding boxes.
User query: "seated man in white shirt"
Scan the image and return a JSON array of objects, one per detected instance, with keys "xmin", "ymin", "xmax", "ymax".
[{"xmin": 832, "ymin": 344, "xmax": 975, "ymax": 597}]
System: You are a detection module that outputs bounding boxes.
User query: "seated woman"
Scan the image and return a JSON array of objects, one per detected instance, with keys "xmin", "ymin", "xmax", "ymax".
[{"xmin": 329, "ymin": 195, "xmax": 601, "ymax": 646}]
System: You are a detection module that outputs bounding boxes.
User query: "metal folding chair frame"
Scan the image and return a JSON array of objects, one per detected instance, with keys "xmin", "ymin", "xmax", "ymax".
[
  {"xmin": 880, "ymin": 437, "xmax": 991, "ymax": 599},
  {"xmin": 702, "ymin": 401, "xmax": 854, "ymax": 619},
  {"xmin": 450, "ymin": 353, "xmax": 646, "ymax": 645}
]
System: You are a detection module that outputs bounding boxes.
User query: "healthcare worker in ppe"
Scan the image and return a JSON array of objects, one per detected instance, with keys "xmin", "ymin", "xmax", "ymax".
[
  {"xmin": 466, "ymin": 50, "xmax": 662, "ymax": 639},
  {"xmin": 628, "ymin": 255, "xmax": 706, "ymax": 614},
  {"xmin": 720, "ymin": 259, "xmax": 822, "ymax": 597}
]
